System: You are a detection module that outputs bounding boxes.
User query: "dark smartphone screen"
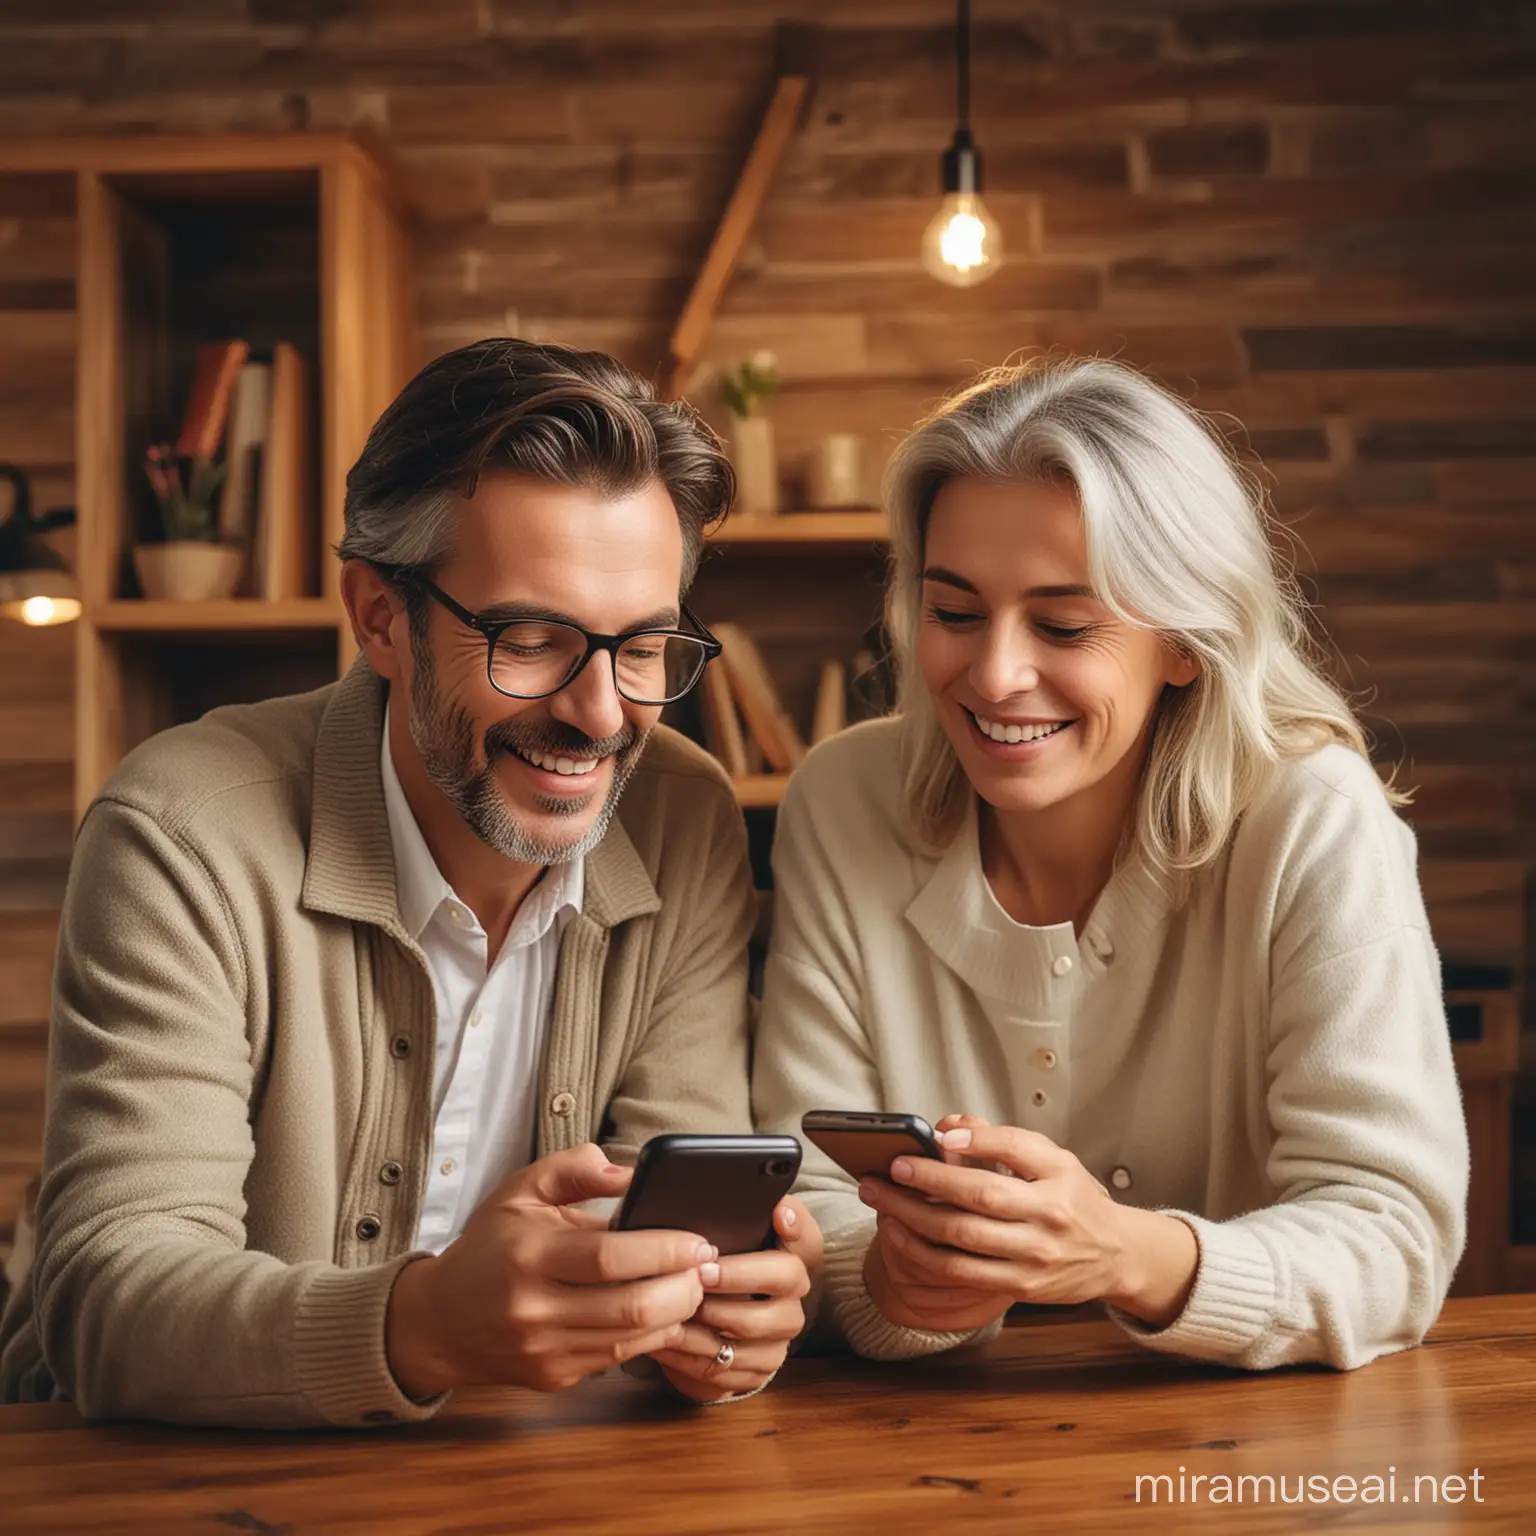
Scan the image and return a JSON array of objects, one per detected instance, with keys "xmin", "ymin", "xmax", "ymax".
[
  {"xmin": 612, "ymin": 1133, "xmax": 802, "ymax": 1256},
  {"xmin": 801, "ymin": 1110, "xmax": 944, "ymax": 1182}
]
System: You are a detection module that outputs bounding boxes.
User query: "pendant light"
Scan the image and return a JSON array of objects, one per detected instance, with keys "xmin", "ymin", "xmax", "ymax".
[
  {"xmin": 921, "ymin": 0, "xmax": 1003, "ymax": 288},
  {"xmin": 0, "ymin": 464, "xmax": 80, "ymax": 627}
]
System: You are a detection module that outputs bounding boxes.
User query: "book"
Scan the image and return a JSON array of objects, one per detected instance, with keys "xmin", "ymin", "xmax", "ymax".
[
  {"xmin": 218, "ymin": 361, "xmax": 271, "ymax": 593},
  {"xmin": 712, "ymin": 622, "xmax": 806, "ymax": 774},
  {"xmin": 699, "ymin": 656, "xmax": 750, "ymax": 778},
  {"xmin": 811, "ymin": 658, "xmax": 846, "ymax": 744},
  {"xmin": 254, "ymin": 342, "xmax": 311, "ymax": 600},
  {"xmin": 175, "ymin": 340, "xmax": 249, "ymax": 461}
]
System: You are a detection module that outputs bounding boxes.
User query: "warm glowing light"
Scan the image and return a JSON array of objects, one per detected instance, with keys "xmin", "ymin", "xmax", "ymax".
[
  {"xmin": 921, "ymin": 192, "xmax": 1003, "ymax": 288},
  {"xmin": 7, "ymin": 594, "xmax": 81, "ymax": 626}
]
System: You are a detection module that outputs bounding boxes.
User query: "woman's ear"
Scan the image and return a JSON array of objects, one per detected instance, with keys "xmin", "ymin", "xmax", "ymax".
[
  {"xmin": 340, "ymin": 559, "xmax": 410, "ymax": 682},
  {"xmin": 1164, "ymin": 637, "xmax": 1202, "ymax": 689}
]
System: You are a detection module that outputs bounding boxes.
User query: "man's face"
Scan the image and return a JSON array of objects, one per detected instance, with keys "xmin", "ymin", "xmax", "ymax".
[{"xmin": 402, "ymin": 472, "xmax": 685, "ymax": 866}]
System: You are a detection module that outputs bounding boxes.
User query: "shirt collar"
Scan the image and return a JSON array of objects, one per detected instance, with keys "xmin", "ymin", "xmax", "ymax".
[
  {"xmin": 903, "ymin": 793, "xmax": 1172, "ymax": 1004},
  {"xmin": 379, "ymin": 701, "xmax": 584, "ymax": 944}
]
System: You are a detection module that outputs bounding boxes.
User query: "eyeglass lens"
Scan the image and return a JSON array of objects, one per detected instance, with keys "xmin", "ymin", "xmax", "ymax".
[{"xmin": 490, "ymin": 623, "xmax": 710, "ymax": 703}]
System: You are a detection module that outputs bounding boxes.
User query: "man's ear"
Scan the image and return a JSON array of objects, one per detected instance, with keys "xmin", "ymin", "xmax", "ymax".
[{"xmin": 340, "ymin": 559, "xmax": 409, "ymax": 683}]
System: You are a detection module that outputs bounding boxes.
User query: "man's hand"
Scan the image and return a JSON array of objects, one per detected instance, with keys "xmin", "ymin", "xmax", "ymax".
[
  {"xmin": 646, "ymin": 1196, "xmax": 821, "ymax": 1402},
  {"xmin": 385, "ymin": 1143, "xmax": 715, "ymax": 1398}
]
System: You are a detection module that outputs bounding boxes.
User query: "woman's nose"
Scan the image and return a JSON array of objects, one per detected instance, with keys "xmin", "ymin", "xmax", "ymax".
[{"xmin": 969, "ymin": 624, "xmax": 1042, "ymax": 701}]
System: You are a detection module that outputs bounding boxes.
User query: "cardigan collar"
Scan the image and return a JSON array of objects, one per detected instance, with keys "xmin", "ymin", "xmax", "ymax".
[
  {"xmin": 903, "ymin": 793, "xmax": 1174, "ymax": 1006},
  {"xmin": 302, "ymin": 655, "xmax": 659, "ymax": 936}
]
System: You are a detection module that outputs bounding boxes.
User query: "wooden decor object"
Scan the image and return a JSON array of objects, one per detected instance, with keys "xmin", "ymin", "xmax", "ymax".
[
  {"xmin": 699, "ymin": 658, "xmax": 750, "ymax": 779},
  {"xmin": 254, "ymin": 341, "xmax": 311, "ymax": 601},
  {"xmin": 712, "ymin": 621, "xmax": 806, "ymax": 774},
  {"xmin": 811, "ymin": 658, "xmax": 846, "ymax": 744},
  {"xmin": 0, "ymin": 135, "xmax": 415, "ymax": 818},
  {"xmin": 664, "ymin": 74, "xmax": 808, "ymax": 403}
]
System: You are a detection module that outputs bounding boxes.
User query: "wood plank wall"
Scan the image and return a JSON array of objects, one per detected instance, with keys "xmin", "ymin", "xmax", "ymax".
[{"xmin": 0, "ymin": 0, "xmax": 1533, "ymax": 1257}]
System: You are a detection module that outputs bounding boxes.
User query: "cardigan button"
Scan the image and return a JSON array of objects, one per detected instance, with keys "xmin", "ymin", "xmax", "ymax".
[
  {"xmin": 1033, "ymin": 1047, "xmax": 1058, "ymax": 1070},
  {"xmin": 1110, "ymin": 1166, "xmax": 1133, "ymax": 1191},
  {"xmin": 356, "ymin": 1214, "xmax": 382, "ymax": 1241},
  {"xmin": 1088, "ymin": 932, "xmax": 1115, "ymax": 965},
  {"xmin": 1051, "ymin": 954, "xmax": 1073, "ymax": 978},
  {"xmin": 379, "ymin": 1160, "xmax": 403, "ymax": 1186},
  {"xmin": 363, "ymin": 1409, "xmax": 396, "ymax": 1424},
  {"xmin": 550, "ymin": 1091, "xmax": 577, "ymax": 1116},
  {"xmin": 390, "ymin": 1035, "xmax": 412, "ymax": 1059}
]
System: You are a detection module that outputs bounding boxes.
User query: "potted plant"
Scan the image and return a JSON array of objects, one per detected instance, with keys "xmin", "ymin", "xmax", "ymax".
[
  {"xmin": 719, "ymin": 352, "xmax": 781, "ymax": 517},
  {"xmin": 133, "ymin": 446, "xmax": 243, "ymax": 601}
]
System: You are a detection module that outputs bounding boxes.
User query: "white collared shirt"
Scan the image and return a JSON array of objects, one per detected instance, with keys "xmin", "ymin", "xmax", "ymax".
[{"xmin": 379, "ymin": 705, "xmax": 584, "ymax": 1254}]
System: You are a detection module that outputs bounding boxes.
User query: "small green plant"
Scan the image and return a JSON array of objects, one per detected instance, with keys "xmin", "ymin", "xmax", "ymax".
[
  {"xmin": 718, "ymin": 351, "xmax": 780, "ymax": 418},
  {"xmin": 143, "ymin": 445, "xmax": 226, "ymax": 543}
]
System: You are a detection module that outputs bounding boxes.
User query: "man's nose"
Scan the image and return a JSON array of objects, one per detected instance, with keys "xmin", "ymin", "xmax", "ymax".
[{"xmin": 549, "ymin": 649, "xmax": 627, "ymax": 744}]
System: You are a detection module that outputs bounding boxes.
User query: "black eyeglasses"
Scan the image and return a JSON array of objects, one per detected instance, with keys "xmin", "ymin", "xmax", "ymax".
[{"xmin": 379, "ymin": 566, "xmax": 722, "ymax": 706}]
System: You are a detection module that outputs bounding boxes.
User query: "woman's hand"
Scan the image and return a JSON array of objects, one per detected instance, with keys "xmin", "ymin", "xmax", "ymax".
[
  {"xmin": 861, "ymin": 1115, "xmax": 1012, "ymax": 1333},
  {"xmin": 648, "ymin": 1196, "xmax": 821, "ymax": 1402},
  {"xmin": 859, "ymin": 1119, "xmax": 1199, "ymax": 1328}
]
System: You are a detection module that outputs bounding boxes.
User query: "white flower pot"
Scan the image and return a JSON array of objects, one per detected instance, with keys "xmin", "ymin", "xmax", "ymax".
[
  {"xmin": 133, "ymin": 541, "xmax": 244, "ymax": 602},
  {"xmin": 729, "ymin": 414, "xmax": 779, "ymax": 517}
]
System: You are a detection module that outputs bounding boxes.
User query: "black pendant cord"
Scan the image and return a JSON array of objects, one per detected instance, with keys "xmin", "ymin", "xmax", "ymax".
[{"xmin": 956, "ymin": 0, "xmax": 972, "ymax": 132}]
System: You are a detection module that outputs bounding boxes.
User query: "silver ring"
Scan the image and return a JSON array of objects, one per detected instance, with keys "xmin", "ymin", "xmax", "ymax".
[{"xmin": 712, "ymin": 1339, "xmax": 736, "ymax": 1370}]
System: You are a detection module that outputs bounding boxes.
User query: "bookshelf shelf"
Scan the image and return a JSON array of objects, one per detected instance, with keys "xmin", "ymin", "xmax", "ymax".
[
  {"xmin": 0, "ymin": 134, "xmax": 416, "ymax": 817},
  {"xmin": 730, "ymin": 773, "xmax": 790, "ymax": 809},
  {"xmin": 708, "ymin": 512, "xmax": 888, "ymax": 545},
  {"xmin": 92, "ymin": 598, "xmax": 343, "ymax": 634}
]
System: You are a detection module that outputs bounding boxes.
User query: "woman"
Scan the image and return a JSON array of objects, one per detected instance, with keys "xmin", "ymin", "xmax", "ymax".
[{"xmin": 752, "ymin": 356, "xmax": 1467, "ymax": 1370}]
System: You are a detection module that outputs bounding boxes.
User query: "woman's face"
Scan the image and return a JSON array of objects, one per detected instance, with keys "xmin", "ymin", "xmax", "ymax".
[{"xmin": 916, "ymin": 475, "xmax": 1197, "ymax": 821}]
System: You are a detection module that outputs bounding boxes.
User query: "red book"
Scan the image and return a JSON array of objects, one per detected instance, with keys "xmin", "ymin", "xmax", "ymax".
[{"xmin": 175, "ymin": 340, "xmax": 250, "ymax": 460}]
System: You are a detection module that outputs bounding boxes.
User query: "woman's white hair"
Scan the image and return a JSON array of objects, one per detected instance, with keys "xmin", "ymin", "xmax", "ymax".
[{"xmin": 883, "ymin": 354, "xmax": 1402, "ymax": 876}]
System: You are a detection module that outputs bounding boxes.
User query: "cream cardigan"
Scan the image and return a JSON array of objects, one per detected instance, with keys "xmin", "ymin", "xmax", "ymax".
[{"xmin": 752, "ymin": 718, "xmax": 1468, "ymax": 1369}]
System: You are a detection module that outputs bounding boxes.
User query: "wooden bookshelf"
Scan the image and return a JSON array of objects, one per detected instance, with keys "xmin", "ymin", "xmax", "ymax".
[
  {"xmin": 729, "ymin": 774, "xmax": 790, "ymax": 809},
  {"xmin": 0, "ymin": 134, "xmax": 414, "ymax": 818},
  {"xmin": 708, "ymin": 511, "xmax": 887, "ymax": 545},
  {"xmin": 92, "ymin": 598, "xmax": 342, "ymax": 633}
]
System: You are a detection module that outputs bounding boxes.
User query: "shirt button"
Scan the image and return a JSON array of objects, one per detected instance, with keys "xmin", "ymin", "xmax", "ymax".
[
  {"xmin": 1051, "ymin": 955, "xmax": 1073, "ymax": 978},
  {"xmin": 379, "ymin": 1160, "xmax": 403, "ymax": 1186},
  {"xmin": 355, "ymin": 1214, "xmax": 382, "ymax": 1241},
  {"xmin": 440, "ymin": 1157, "xmax": 457, "ymax": 1176},
  {"xmin": 1110, "ymin": 1166, "xmax": 1133, "ymax": 1191},
  {"xmin": 1031, "ymin": 1089, "xmax": 1048, "ymax": 1108},
  {"xmin": 390, "ymin": 1035, "xmax": 412, "ymax": 1059},
  {"xmin": 1033, "ymin": 1047, "xmax": 1058, "ymax": 1070},
  {"xmin": 550, "ymin": 1090, "xmax": 576, "ymax": 1116}
]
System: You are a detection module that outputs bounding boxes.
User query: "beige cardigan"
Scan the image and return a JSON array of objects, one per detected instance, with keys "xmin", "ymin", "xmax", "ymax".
[
  {"xmin": 0, "ymin": 659, "xmax": 756, "ymax": 1427},
  {"xmin": 753, "ymin": 718, "xmax": 1468, "ymax": 1370}
]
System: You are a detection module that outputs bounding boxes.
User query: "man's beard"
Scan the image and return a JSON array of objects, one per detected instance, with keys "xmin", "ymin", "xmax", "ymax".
[{"xmin": 406, "ymin": 636, "xmax": 650, "ymax": 866}]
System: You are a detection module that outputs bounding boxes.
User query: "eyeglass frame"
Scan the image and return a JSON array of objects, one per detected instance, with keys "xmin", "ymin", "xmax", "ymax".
[{"xmin": 371, "ymin": 562, "xmax": 723, "ymax": 705}]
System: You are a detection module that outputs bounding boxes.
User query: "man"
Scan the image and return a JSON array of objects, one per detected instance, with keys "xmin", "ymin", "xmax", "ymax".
[{"xmin": 0, "ymin": 339, "xmax": 818, "ymax": 1427}]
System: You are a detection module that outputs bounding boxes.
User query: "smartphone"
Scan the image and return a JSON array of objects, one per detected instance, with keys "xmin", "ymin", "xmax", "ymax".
[
  {"xmin": 801, "ymin": 1110, "xmax": 944, "ymax": 1182},
  {"xmin": 611, "ymin": 1133, "xmax": 802, "ymax": 1256}
]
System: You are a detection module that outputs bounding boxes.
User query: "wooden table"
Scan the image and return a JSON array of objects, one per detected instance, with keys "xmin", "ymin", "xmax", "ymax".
[{"xmin": 2, "ymin": 1294, "xmax": 1533, "ymax": 1533}]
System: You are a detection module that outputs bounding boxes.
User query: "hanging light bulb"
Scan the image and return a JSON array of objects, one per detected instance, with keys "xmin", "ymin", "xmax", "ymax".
[{"xmin": 922, "ymin": 0, "xmax": 1002, "ymax": 288}]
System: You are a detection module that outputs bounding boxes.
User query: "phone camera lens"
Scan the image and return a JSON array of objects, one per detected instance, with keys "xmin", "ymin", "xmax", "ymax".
[{"xmin": 762, "ymin": 1158, "xmax": 794, "ymax": 1179}]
